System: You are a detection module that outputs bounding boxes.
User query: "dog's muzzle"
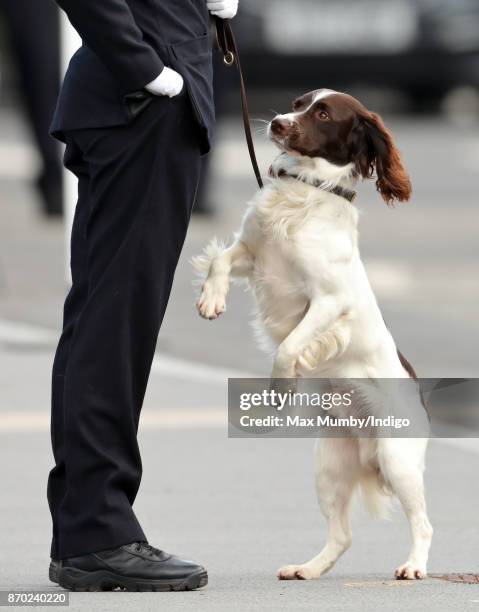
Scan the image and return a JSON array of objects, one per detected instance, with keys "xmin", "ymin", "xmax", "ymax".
[{"xmin": 270, "ymin": 117, "xmax": 299, "ymax": 141}]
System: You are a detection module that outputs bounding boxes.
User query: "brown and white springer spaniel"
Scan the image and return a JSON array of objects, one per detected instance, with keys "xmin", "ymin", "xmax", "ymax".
[{"xmin": 193, "ymin": 89, "xmax": 432, "ymax": 581}]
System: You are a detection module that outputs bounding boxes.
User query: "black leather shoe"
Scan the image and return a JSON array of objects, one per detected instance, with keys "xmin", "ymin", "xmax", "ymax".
[
  {"xmin": 57, "ymin": 542, "xmax": 207, "ymax": 591},
  {"xmin": 49, "ymin": 559, "xmax": 62, "ymax": 584}
]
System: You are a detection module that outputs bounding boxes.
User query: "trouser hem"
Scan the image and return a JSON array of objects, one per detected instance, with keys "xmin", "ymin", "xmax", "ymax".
[{"xmin": 56, "ymin": 528, "xmax": 147, "ymax": 560}]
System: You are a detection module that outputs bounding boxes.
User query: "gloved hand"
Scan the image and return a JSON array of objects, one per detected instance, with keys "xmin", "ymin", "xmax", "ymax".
[
  {"xmin": 206, "ymin": 0, "xmax": 238, "ymax": 19},
  {"xmin": 145, "ymin": 66, "xmax": 184, "ymax": 97}
]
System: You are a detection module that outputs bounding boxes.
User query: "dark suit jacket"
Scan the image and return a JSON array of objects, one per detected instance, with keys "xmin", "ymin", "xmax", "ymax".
[{"xmin": 50, "ymin": 0, "xmax": 215, "ymax": 153}]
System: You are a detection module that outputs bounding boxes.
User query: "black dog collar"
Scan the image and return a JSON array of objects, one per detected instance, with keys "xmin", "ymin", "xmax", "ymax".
[{"xmin": 271, "ymin": 168, "xmax": 357, "ymax": 203}]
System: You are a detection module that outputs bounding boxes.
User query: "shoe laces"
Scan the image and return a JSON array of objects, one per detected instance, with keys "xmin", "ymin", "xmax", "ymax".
[{"xmin": 133, "ymin": 542, "xmax": 162, "ymax": 557}]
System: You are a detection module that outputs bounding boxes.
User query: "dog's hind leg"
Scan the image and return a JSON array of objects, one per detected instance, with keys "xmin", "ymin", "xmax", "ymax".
[
  {"xmin": 278, "ymin": 438, "xmax": 360, "ymax": 580},
  {"xmin": 192, "ymin": 239, "xmax": 253, "ymax": 320},
  {"xmin": 378, "ymin": 438, "xmax": 433, "ymax": 580},
  {"xmin": 272, "ymin": 296, "xmax": 349, "ymax": 379}
]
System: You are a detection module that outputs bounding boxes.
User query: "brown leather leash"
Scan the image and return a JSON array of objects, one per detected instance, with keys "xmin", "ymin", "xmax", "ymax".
[{"xmin": 212, "ymin": 17, "xmax": 264, "ymax": 189}]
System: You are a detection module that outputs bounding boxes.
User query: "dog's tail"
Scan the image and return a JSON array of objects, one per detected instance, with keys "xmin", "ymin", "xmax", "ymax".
[{"xmin": 358, "ymin": 472, "xmax": 393, "ymax": 520}]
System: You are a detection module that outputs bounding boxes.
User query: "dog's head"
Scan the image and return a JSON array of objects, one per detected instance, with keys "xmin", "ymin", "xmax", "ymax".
[{"xmin": 268, "ymin": 89, "xmax": 411, "ymax": 205}]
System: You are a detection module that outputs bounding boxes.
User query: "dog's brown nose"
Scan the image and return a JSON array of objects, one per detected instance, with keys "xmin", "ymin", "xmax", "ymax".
[{"xmin": 271, "ymin": 117, "xmax": 295, "ymax": 135}]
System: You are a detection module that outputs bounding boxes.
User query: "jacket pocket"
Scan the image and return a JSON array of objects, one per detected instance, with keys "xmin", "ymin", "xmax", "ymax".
[{"xmin": 123, "ymin": 89, "xmax": 156, "ymax": 119}]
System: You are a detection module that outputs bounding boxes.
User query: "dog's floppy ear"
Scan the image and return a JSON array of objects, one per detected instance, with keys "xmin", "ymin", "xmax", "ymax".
[{"xmin": 353, "ymin": 111, "xmax": 412, "ymax": 205}]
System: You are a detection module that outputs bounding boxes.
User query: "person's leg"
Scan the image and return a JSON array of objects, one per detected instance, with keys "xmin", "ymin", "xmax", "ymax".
[
  {"xmin": 48, "ymin": 138, "xmax": 91, "ymax": 560},
  {"xmin": 55, "ymin": 90, "xmax": 202, "ymax": 559},
  {"xmin": 2, "ymin": 0, "xmax": 62, "ymax": 215}
]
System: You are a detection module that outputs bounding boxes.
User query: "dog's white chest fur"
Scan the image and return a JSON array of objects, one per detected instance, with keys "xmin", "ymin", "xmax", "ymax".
[
  {"xmin": 238, "ymin": 180, "xmax": 401, "ymax": 378},
  {"xmin": 250, "ymin": 184, "xmax": 352, "ymax": 336}
]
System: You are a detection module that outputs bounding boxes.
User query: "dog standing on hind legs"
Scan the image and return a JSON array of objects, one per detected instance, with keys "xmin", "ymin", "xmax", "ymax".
[{"xmin": 193, "ymin": 89, "xmax": 433, "ymax": 580}]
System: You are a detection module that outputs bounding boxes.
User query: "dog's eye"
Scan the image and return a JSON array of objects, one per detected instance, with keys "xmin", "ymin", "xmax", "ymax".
[
  {"xmin": 292, "ymin": 100, "xmax": 302, "ymax": 111},
  {"xmin": 316, "ymin": 110, "xmax": 330, "ymax": 121}
]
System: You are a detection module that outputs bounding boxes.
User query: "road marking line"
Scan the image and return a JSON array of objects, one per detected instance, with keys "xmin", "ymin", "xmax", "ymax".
[
  {"xmin": 433, "ymin": 437, "xmax": 479, "ymax": 455},
  {"xmin": 0, "ymin": 409, "xmax": 226, "ymax": 432},
  {"xmin": 0, "ymin": 318, "xmax": 57, "ymax": 345},
  {"xmin": 1, "ymin": 409, "xmax": 478, "ymax": 451},
  {"xmin": 150, "ymin": 353, "xmax": 257, "ymax": 383},
  {"xmin": 0, "ymin": 318, "xmax": 258, "ymax": 383}
]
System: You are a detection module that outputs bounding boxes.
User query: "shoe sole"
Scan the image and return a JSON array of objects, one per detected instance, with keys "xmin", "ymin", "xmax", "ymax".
[
  {"xmin": 49, "ymin": 562, "xmax": 60, "ymax": 584},
  {"xmin": 58, "ymin": 567, "xmax": 208, "ymax": 592}
]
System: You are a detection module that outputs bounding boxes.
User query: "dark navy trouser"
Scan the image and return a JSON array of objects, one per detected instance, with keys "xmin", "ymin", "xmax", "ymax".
[{"xmin": 47, "ymin": 89, "xmax": 202, "ymax": 559}]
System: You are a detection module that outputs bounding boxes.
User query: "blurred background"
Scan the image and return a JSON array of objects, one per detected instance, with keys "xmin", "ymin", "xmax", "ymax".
[{"xmin": 0, "ymin": 0, "xmax": 478, "ymax": 604}]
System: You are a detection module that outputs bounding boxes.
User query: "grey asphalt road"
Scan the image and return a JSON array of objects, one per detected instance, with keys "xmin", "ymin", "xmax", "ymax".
[{"xmin": 0, "ymin": 107, "xmax": 478, "ymax": 611}]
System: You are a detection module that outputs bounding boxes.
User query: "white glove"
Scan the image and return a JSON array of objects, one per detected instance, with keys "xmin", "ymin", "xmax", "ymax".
[
  {"xmin": 207, "ymin": 0, "xmax": 238, "ymax": 19},
  {"xmin": 145, "ymin": 66, "xmax": 184, "ymax": 97}
]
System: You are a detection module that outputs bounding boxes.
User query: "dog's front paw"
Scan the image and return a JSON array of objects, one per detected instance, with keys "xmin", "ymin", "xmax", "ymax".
[
  {"xmin": 277, "ymin": 564, "xmax": 314, "ymax": 580},
  {"xmin": 196, "ymin": 282, "xmax": 227, "ymax": 320},
  {"xmin": 395, "ymin": 562, "xmax": 427, "ymax": 580}
]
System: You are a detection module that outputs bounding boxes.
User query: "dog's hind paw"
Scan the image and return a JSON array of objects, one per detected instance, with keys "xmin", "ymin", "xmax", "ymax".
[
  {"xmin": 395, "ymin": 562, "xmax": 426, "ymax": 580},
  {"xmin": 277, "ymin": 565, "xmax": 313, "ymax": 580}
]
